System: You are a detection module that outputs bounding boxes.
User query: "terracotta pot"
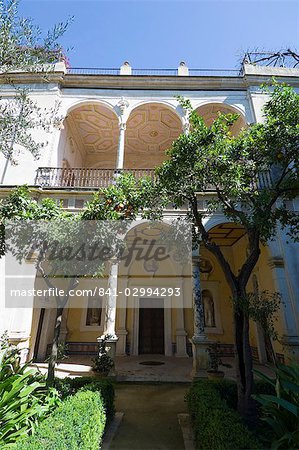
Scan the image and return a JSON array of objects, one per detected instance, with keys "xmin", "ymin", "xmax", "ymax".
[{"xmin": 207, "ymin": 370, "xmax": 225, "ymax": 380}]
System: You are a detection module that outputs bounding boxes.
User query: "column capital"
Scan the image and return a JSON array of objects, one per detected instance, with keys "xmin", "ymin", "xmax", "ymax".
[
  {"xmin": 268, "ymin": 256, "xmax": 284, "ymax": 269},
  {"xmin": 119, "ymin": 122, "xmax": 127, "ymax": 131},
  {"xmin": 192, "ymin": 255, "xmax": 200, "ymax": 265},
  {"xmin": 117, "ymin": 97, "xmax": 129, "ymax": 115},
  {"xmin": 183, "ymin": 120, "xmax": 190, "ymax": 135}
]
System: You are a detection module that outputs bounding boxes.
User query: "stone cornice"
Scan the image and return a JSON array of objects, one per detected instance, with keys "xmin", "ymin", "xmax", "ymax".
[{"xmin": 1, "ymin": 69, "xmax": 299, "ymax": 91}]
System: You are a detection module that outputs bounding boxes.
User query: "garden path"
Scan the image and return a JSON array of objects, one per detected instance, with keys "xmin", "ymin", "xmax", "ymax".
[{"xmin": 109, "ymin": 383, "xmax": 188, "ymax": 450}]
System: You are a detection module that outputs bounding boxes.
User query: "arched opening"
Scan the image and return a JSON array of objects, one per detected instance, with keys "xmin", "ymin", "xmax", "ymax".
[
  {"xmin": 195, "ymin": 222, "xmax": 283, "ymax": 363},
  {"xmin": 58, "ymin": 102, "xmax": 119, "ymax": 169},
  {"xmin": 195, "ymin": 103, "xmax": 246, "ymax": 136},
  {"xmin": 125, "ymin": 103, "xmax": 182, "ymax": 168}
]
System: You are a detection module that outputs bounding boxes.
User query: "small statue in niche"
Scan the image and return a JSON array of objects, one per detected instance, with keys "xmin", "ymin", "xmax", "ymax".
[
  {"xmin": 86, "ymin": 297, "xmax": 102, "ymax": 326},
  {"xmin": 199, "ymin": 258, "xmax": 213, "ymax": 274},
  {"xmin": 203, "ymin": 290, "xmax": 215, "ymax": 327}
]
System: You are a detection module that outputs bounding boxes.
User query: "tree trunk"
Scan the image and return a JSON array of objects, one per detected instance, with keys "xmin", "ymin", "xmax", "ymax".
[
  {"xmin": 47, "ymin": 307, "xmax": 63, "ymax": 386},
  {"xmin": 233, "ymin": 287, "xmax": 256, "ymax": 427}
]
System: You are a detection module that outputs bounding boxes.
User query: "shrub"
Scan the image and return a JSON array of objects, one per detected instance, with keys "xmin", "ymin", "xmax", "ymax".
[
  {"xmin": 15, "ymin": 390, "xmax": 106, "ymax": 450},
  {"xmin": 202, "ymin": 378, "xmax": 275, "ymax": 411},
  {"xmin": 0, "ymin": 333, "xmax": 60, "ymax": 447},
  {"xmin": 253, "ymin": 362, "xmax": 299, "ymax": 449},
  {"xmin": 186, "ymin": 380, "xmax": 261, "ymax": 450},
  {"xmin": 54, "ymin": 376, "xmax": 115, "ymax": 423},
  {"xmin": 92, "ymin": 336, "xmax": 114, "ymax": 375}
]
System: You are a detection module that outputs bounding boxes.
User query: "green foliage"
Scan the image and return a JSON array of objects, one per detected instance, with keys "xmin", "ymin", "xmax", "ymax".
[
  {"xmin": 205, "ymin": 378, "xmax": 275, "ymax": 411},
  {"xmin": 82, "ymin": 172, "xmax": 160, "ymax": 221},
  {"xmin": 0, "ymin": 0, "xmax": 72, "ymax": 165},
  {"xmin": 158, "ymin": 84, "xmax": 299, "ymax": 244},
  {"xmin": 15, "ymin": 390, "xmax": 106, "ymax": 450},
  {"xmin": 186, "ymin": 380, "xmax": 261, "ymax": 449},
  {"xmin": 54, "ymin": 376, "xmax": 115, "ymax": 424},
  {"xmin": 92, "ymin": 353, "xmax": 114, "ymax": 375},
  {"xmin": 0, "ymin": 0, "xmax": 71, "ymax": 70},
  {"xmin": 0, "ymin": 185, "xmax": 69, "ymax": 257},
  {"xmin": 91, "ymin": 335, "xmax": 114, "ymax": 375},
  {"xmin": 247, "ymin": 290, "xmax": 282, "ymax": 341},
  {"xmin": 0, "ymin": 333, "xmax": 60, "ymax": 447},
  {"xmin": 253, "ymin": 362, "xmax": 299, "ymax": 449},
  {"xmin": 207, "ymin": 341, "xmax": 232, "ymax": 372},
  {"xmin": 0, "ymin": 88, "xmax": 61, "ymax": 164}
]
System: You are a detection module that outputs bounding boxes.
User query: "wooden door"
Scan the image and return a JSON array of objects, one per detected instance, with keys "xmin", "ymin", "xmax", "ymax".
[{"xmin": 139, "ymin": 299, "xmax": 164, "ymax": 354}]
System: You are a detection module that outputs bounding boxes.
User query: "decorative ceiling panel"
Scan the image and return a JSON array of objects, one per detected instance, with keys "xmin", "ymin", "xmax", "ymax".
[
  {"xmin": 67, "ymin": 104, "xmax": 119, "ymax": 167},
  {"xmin": 208, "ymin": 223, "xmax": 246, "ymax": 246},
  {"xmin": 196, "ymin": 104, "xmax": 246, "ymax": 136},
  {"xmin": 125, "ymin": 104, "xmax": 182, "ymax": 168}
]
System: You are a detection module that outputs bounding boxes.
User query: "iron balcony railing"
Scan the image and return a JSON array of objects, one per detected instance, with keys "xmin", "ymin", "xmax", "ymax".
[
  {"xmin": 35, "ymin": 167, "xmax": 273, "ymax": 191},
  {"xmin": 66, "ymin": 67, "xmax": 241, "ymax": 77},
  {"xmin": 35, "ymin": 167, "xmax": 155, "ymax": 189}
]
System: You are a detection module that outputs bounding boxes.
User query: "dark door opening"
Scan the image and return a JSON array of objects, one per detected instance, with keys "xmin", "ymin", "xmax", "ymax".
[{"xmin": 139, "ymin": 298, "xmax": 164, "ymax": 354}]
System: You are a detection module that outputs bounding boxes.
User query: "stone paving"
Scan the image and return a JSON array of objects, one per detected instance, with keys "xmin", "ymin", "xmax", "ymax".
[{"xmin": 34, "ymin": 354, "xmax": 273, "ymax": 381}]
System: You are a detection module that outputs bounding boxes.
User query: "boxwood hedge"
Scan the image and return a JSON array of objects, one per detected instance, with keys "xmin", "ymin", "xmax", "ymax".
[
  {"xmin": 186, "ymin": 380, "xmax": 261, "ymax": 450},
  {"xmin": 15, "ymin": 390, "xmax": 106, "ymax": 450},
  {"xmin": 54, "ymin": 376, "xmax": 115, "ymax": 424}
]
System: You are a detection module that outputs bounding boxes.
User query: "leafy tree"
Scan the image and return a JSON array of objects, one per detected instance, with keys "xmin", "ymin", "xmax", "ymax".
[
  {"xmin": 152, "ymin": 83, "xmax": 299, "ymax": 421},
  {"xmin": 0, "ymin": 0, "xmax": 71, "ymax": 178},
  {"xmin": 0, "ymin": 0, "xmax": 70, "ymax": 70},
  {"xmin": 0, "ymin": 175, "xmax": 153, "ymax": 384}
]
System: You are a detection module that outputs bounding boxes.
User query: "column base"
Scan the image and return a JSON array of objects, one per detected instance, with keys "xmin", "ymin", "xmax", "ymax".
[
  {"xmin": 190, "ymin": 336, "xmax": 212, "ymax": 378},
  {"xmin": 176, "ymin": 329, "xmax": 188, "ymax": 357},
  {"xmin": 116, "ymin": 329, "xmax": 128, "ymax": 356},
  {"xmin": 281, "ymin": 335, "xmax": 299, "ymax": 362}
]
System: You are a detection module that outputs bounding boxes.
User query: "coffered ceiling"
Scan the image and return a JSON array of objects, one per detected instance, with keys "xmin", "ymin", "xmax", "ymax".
[
  {"xmin": 196, "ymin": 103, "xmax": 246, "ymax": 136},
  {"xmin": 66, "ymin": 103, "xmax": 183, "ymax": 169},
  {"xmin": 208, "ymin": 223, "xmax": 246, "ymax": 247},
  {"xmin": 67, "ymin": 104, "xmax": 119, "ymax": 168},
  {"xmin": 125, "ymin": 104, "xmax": 182, "ymax": 168}
]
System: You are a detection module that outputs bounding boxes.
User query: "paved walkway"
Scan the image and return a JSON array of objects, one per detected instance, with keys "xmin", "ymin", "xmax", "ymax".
[
  {"xmin": 34, "ymin": 354, "xmax": 273, "ymax": 381},
  {"xmin": 110, "ymin": 383, "xmax": 188, "ymax": 450}
]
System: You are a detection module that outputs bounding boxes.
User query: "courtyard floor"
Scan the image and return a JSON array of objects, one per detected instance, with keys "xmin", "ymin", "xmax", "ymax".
[{"xmin": 34, "ymin": 354, "xmax": 274, "ymax": 381}]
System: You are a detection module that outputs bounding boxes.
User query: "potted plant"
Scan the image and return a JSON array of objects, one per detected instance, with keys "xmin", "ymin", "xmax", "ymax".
[
  {"xmin": 92, "ymin": 335, "xmax": 114, "ymax": 376},
  {"xmin": 207, "ymin": 342, "xmax": 231, "ymax": 379}
]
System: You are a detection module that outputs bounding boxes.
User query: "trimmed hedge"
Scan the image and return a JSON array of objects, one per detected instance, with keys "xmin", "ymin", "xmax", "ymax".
[
  {"xmin": 186, "ymin": 380, "xmax": 261, "ymax": 450},
  {"xmin": 205, "ymin": 379, "xmax": 275, "ymax": 410},
  {"xmin": 15, "ymin": 390, "xmax": 106, "ymax": 450},
  {"xmin": 54, "ymin": 376, "xmax": 115, "ymax": 424}
]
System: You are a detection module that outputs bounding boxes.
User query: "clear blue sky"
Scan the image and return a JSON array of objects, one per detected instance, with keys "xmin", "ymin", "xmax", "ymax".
[{"xmin": 20, "ymin": 0, "xmax": 299, "ymax": 69}]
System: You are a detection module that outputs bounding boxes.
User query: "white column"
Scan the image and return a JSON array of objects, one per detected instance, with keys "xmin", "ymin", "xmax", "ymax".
[
  {"xmin": 98, "ymin": 261, "xmax": 119, "ymax": 369},
  {"xmin": 116, "ymin": 122, "xmax": 126, "ymax": 170},
  {"xmin": 175, "ymin": 278, "xmax": 188, "ymax": 357},
  {"xmin": 267, "ymin": 253, "xmax": 299, "ymax": 360},
  {"xmin": 103, "ymin": 261, "xmax": 119, "ymax": 338},
  {"xmin": 116, "ymin": 277, "xmax": 128, "ymax": 356},
  {"xmin": 5, "ymin": 260, "xmax": 37, "ymax": 364}
]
